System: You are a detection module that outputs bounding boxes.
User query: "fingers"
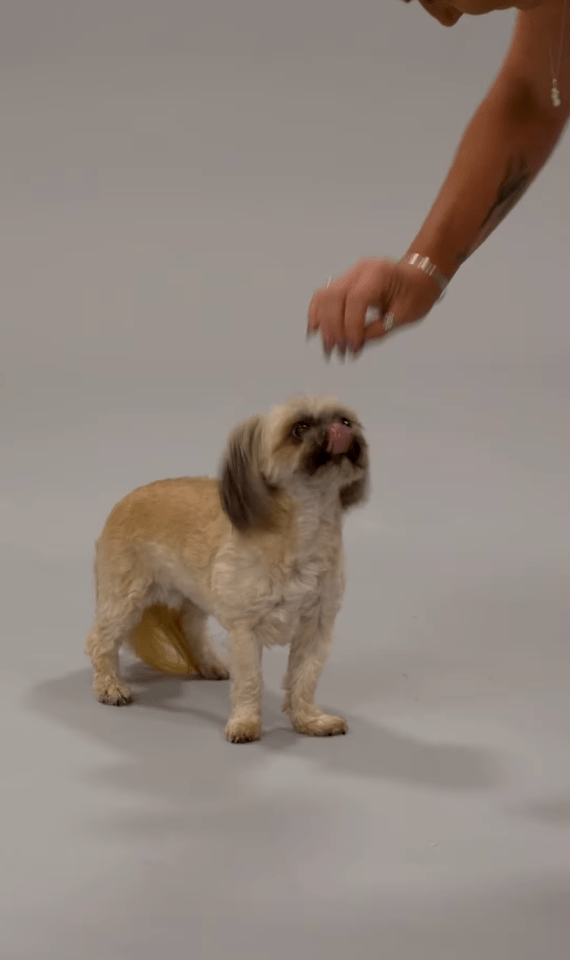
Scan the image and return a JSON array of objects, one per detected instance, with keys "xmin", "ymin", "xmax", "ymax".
[
  {"xmin": 307, "ymin": 296, "xmax": 318, "ymax": 336},
  {"xmin": 308, "ymin": 281, "xmax": 347, "ymax": 357},
  {"xmin": 308, "ymin": 259, "xmax": 397, "ymax": 357},
  {"xmin": 344, "ymin": 290, "xmax": 375, "ymax": 355},
  {"xmin": 308, "ymin": 292, "xmax": 403, "ymax": 353},
  {"xmin": 307, "ymin": 256, "xmax": 438, "ymax": 358},
  {"xmin": 308, "ymin": 284, "xmax": 373, "ymax": 357}
]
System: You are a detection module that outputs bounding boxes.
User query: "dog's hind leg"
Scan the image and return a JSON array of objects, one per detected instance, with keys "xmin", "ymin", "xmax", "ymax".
[
  {"xmin": 87, "ymin": 612, "xmax": 137, "ymax": 705},
  {"xmin": 86, "ymin": 570, "xmax": 147, "ymax": 705},
  {"xmin": 179, "ymin": 602, "xmax": 229, "ymax": 681}
]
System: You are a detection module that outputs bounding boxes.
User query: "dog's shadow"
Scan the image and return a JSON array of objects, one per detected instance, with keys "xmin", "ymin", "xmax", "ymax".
[{"xmin": 28, "ymin": 655, "xmax": 503, "ymax": 826}]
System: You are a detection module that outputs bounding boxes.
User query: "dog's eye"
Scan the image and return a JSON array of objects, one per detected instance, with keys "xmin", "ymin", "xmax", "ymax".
[{"xmin": 291, "ymin": 422, "xmax": 310, "ymax": 441}]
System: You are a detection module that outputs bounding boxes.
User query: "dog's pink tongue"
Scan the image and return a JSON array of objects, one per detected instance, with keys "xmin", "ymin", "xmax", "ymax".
[{"xmin": 326, "ymin": 421, "xmax": 352, "ymax": 454}]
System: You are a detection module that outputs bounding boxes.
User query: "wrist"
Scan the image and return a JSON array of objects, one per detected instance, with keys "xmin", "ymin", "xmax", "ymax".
[
  {"xmin": 405, "ymin": 235, "xmax": 465, "ymax": 285},
  {"xmin": 400, "ymin": 251, "xmax": 450, "ymax": 301}
]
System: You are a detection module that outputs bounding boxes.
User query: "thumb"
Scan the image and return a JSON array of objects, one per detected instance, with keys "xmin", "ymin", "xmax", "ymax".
[
  {"xmin": 361, "ymin": 293, "xmax": 407, "ymax": 343},
  {"xmin": 362, "ymin": 275, "xmax": 439, "ymax": 344}
]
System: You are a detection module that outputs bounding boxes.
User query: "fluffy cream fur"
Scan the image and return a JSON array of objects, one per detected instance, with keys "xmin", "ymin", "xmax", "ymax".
[{"xmin": 86, "ymin": 395, "xmax": 369, "ymax": 742}]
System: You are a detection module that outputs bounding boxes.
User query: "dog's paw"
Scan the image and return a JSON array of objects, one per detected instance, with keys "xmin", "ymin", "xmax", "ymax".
[
  {"xmin": 199, "ymin": 660, "xmax": 230, "ymax": 681},
  {"xmin": 94, "ymin": 679, "xmax": 133, "ymax": 706},
  {"xmin": 224, "ymin": 716, "xmax": 262, "ymax": 743},
  {"xmin": 292, "ymin": 712, "xmax": 348, "ymax": 737}
]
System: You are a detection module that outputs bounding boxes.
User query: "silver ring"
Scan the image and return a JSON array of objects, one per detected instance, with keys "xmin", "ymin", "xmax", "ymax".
[{"xmin": 365, "ymin": 307, "xmax": 396, "ymax": 332}]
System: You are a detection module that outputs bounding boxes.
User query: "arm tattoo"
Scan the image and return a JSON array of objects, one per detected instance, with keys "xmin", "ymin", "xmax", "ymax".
[
  {"xmin": 480, "ymin": 155, "xmax": 530, "ymax": 232},
  {"xmin": 455, "ymin": 155, "xmax": 530, "ymax": 265}
]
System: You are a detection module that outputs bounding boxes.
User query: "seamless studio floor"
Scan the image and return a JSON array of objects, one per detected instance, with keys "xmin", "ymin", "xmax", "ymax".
[{"xmin": 2, "ymin": 3, "xmax": 570, "ymax": 958}]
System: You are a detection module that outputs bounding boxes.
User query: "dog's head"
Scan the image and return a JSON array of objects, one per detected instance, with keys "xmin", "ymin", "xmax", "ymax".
[{"xmin": 219, "ymin": 395, "xmax": 369, "ymax": 531}]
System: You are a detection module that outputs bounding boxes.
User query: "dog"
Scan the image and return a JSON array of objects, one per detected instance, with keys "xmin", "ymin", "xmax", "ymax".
[{"xmin": 86, "ymin": 395, "xmax": 369, "ymax": 742}]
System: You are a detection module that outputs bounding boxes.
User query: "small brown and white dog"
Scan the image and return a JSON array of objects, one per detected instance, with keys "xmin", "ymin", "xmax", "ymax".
[{"xmin": 86, "ymin": 395, "xmax": 369, "ymax": 742}]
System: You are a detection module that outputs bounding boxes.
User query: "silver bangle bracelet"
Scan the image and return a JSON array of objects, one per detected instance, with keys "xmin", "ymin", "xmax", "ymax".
[{"xmin": 400, "ymin": 252, "xmax": 449, "ymax": 300}]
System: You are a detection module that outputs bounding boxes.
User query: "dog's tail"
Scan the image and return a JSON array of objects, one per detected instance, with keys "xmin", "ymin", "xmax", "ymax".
[{"xmin": 128, "ymin": 605, "xmax": 200, "ymax": 676}]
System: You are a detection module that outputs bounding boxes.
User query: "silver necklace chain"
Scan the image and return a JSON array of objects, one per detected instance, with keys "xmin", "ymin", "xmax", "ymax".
[{"xmin": 549, "ymin": 0, "xmax": 568, "ymax": 107}]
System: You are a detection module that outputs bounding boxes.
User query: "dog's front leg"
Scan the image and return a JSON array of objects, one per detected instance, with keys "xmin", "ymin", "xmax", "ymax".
[
  {"xmin": 225, "ymin": 627, "xmax": 263, "ymax": 743},
  {"xmin": 282, "ymin": 620, "xmax": 347, "ymax": 738}
]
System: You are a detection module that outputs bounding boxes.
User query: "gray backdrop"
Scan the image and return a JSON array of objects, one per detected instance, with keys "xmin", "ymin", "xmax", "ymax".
[{"xmin": 2, "ymin": 2, "xmax": 570, "ymax": 958}]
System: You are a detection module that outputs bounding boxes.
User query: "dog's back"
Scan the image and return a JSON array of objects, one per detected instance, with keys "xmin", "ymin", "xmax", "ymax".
[{"xmin": 97, "ymin": 476, "xmax": 227, "ymax": 565}]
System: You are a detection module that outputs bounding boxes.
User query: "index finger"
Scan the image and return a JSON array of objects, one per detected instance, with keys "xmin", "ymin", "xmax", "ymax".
[
  {"xmin": 344, "ymin": 290, "xmax": 374, "ymax": 354},
  {"xmin": 307, "ymin": 290, "xmax": 322, "ymax": 334}
]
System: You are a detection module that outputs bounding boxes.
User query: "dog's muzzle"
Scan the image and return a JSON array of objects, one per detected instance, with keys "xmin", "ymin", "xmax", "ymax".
[{"xmin": 304, "ymin": 421, "xmax": 362, "ymax": 474}]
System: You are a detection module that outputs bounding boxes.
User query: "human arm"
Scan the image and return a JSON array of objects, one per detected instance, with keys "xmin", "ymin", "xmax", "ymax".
[{"xmin": 308, "ymin": 3, "xmax": 570, "ymax": 355}]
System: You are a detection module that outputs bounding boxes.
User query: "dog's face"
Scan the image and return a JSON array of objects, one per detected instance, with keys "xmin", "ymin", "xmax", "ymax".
[{"xmin": 219, "ymin": 396, "xmax": 369, "ymax": 531}]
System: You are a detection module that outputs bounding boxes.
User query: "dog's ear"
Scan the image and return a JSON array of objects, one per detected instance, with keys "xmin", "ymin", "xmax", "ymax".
[{"xmin": 219, "ymin": 415, "xmax": 273, "ymax": 531}]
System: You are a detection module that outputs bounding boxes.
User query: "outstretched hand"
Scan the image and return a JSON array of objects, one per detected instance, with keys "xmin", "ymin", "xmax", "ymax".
[{"xmin": 307, "ymin": 257, "xmax": 442, "ymax": 357}]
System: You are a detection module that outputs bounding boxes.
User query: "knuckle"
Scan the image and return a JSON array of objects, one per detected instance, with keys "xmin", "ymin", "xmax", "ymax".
[{"xmin": 346, "ymin": 286, "xmax": 370, "ymax": 307}]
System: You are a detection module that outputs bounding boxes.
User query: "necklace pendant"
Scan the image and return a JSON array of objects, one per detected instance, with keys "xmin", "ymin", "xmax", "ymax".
[{"xmin": 551, "ymin": 79, "xmax": 562, "ymax": 107}]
